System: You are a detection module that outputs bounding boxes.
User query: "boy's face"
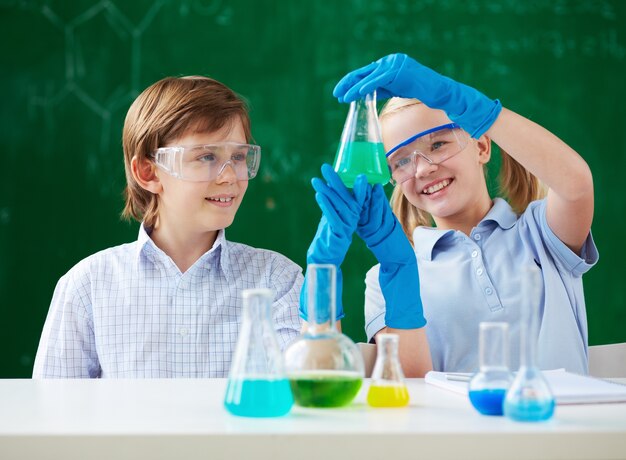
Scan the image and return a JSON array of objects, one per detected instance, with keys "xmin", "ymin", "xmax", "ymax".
[{"xmin": 155, "ymin": 119, "xmax": 249, "ymax": 236}]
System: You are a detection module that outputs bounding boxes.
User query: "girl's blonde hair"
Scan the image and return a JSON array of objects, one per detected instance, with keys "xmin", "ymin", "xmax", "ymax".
[
  {"xmin": 380, "ymin": 98, "xmax": 546, "ymax": 243},
  {"xmin": 121, "ymin": 76, "xmax": 251, "ymax": 228}
]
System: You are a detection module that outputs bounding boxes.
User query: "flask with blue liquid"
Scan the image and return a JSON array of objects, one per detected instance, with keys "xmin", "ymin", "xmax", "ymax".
[
  {"xmin": 224, "ymin": 288, "xmax": 293, "ymax": 417},
  {"xmin": 468, "ymin": 322, "xmax": 513, "ymax": 416},
  {"xmin": 504, "ymin": 266, "xmax": 555, "ymax": 422}
]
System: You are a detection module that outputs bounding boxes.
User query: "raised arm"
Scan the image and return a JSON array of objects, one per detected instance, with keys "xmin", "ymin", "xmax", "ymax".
[{"xmin": 487, "ymin": 109, "xmax": 594, "ymax": 253}]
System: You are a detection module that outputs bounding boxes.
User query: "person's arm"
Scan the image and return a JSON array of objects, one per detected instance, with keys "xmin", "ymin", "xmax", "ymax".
[
  {"xmin": 270, "ymin": 260, "xmax": 305, "ymax": 350},
  {"xmin": 376, "ymin": 327, "xmax": 432, "ymax": 377},
  {"xmin": 32, "ymin": 271, "xmax": 100, "ymax": 378},
  {"xmin": 486, "ymin": 109, "xmax": 594, "ymax": 254},
  {"xmin": 364, "ymin": 265, "xmax": 432, "ymax": 377}
]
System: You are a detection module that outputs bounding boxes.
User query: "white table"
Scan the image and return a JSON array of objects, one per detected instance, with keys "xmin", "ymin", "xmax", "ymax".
[{"xmin": 1, "ymin": 378, "xmax": 625, "ymax": 460}]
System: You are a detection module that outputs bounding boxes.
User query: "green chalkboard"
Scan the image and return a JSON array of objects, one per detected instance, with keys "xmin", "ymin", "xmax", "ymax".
[{"xmin": 1, "ymin": 0, "xmax": 625, "ymax": 377}]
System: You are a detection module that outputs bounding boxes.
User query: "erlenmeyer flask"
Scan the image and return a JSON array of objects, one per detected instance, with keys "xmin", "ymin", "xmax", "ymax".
[
  {"xmin": 504, "ymin": 266, "xmax": 555, "ymax": 422},
  {"xmin": 367, "ymin": 333, "xmax": 410, "ymax": 407},
  {"xmin": 224, "ymin": 288, "xmax": 293, "ymax": 417},
  {"xmin": 284, "ymin": 264, "xmax": 364, "ymax": 407},
  {"xmin": 468, "ymin": 322, "xmax": 513, "ymax": 416},
  {"xmin": 333, "ymin": 91, "xmax": 391, "ymax": 187}
]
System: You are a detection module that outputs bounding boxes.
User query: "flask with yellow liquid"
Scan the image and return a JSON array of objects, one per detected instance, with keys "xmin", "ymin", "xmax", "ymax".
[{"xmin": 367, "ymin": 333, "xmax": 410, "ymax": 407}]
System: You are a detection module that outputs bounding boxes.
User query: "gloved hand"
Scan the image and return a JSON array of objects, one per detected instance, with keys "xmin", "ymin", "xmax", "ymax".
[
  {"xmin": 357, "ymin": 184, "xmax": 426, "ymax": 329},
  {"xmin": 300, "ymin": 164, "xmax": 369, "ymax": 321},
  {"xmin": 333, "ymin": 53, "xmax": 502, "ymax": 139}
]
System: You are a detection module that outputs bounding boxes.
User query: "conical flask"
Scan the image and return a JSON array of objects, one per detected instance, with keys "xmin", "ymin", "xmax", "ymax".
[
  {"xmin": 504, "ymin": 266, "xmax": 555, "ymax": 422},
  {"xmin": 367, "ymin": 333, "xmax": 410, "ymax": 407},
  {"xmin": 284, "ymin": 264, "xmax": 364, "ymax": 407},
  {"xmin": 224, "ymin": 288, "xmax": 293, "ymax": 417},
  {"xmin": 333, "ymin": 91, "xmax": 391, "ymax": 187},
  {"xmin": 468, "ymin": 322, "xmax": 513, "ymax": 416}
]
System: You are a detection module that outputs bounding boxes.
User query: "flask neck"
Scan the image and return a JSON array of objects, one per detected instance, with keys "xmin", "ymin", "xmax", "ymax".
[
  {"xmin": 478, "ymin": 322, "xmax": 509, "ymax": 370},
  {"xmin": 519, "ymin": 322, "xmax": 538, "ymax": 368}
]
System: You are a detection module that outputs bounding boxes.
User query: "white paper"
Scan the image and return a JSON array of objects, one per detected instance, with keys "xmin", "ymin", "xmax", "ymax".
[{"xmin": 425, "ymin": 370, "xmax": 626, "ymax": 405}]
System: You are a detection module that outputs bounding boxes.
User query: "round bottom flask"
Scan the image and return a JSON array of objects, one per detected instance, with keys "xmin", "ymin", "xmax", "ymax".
[
  {"xmin": 468, "ymin": 322, "xmax": 513, "ymax": 416},
  {"xmin": 503, "ymin": 366, "xmax": 555, "ymax": 422},
  {"xmin": 285, "ymin": 264, "xmax": 364, "ymax": 408}
]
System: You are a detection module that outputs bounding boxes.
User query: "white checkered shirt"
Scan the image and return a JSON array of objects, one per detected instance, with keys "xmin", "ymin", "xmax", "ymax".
[{"xmin": 33, "ymin": 226, "xmax": 303, "ymax": 378}]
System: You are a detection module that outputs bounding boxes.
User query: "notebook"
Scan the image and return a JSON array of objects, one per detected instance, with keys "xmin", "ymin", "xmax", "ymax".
[{"xmin": 425, "ymin": 369, "xmax": 626, "ymax": 405}]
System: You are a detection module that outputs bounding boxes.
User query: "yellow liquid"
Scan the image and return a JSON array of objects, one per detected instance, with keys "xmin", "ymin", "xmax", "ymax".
[{"xmin": 367, "ymin": 384, "xmax": 410, "ymax": 407}]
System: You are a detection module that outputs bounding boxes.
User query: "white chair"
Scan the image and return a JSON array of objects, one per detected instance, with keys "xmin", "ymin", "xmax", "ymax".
[
  {"xmin": 588, "ymin": 343, "xmax": 626, "ymax": 378},
  {"xmin": 358, "ymin": 342, "xmax": 377, "ymax": 378}
]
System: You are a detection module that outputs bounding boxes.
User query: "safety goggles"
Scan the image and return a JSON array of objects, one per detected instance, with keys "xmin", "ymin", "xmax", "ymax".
[
  {"xmin": 386, "ymin": 123, "xmax": 469, "ymax": 185},
  {"xmin": 152, "ymin": 142, "xmax": 261, "ymax": 182}
]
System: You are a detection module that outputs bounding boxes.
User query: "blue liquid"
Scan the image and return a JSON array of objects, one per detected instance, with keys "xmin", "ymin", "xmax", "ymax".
[
  {"xmin": 224, "ymin": 378, "xmax": 293, "ymax": 417},
  {"xmin": 504, "ymin": 398, "xmax": 555, "ymax": 422},
  {"xmin": 469, "ymin": 389, "xmax": 507, "ymax": 416}
]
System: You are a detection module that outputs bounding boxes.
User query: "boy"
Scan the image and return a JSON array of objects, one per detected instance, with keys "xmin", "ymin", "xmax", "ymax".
[{"xmin": 33, "ymin": 76, "xmax": 303, "ymax": 378}]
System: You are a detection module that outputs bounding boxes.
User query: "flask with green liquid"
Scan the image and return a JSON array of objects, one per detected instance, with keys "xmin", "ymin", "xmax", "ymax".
[
  {"xmin": 333, "ymin": 91, "xmax": 390, "ymax": 187},
  {"xmin": 284, "ymin": 264, "xmax": 364, "ymax": 407}
]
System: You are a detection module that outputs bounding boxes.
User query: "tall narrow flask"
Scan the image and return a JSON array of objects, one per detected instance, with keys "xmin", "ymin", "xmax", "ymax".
[
  {"xmin": 468, "ymin": 322, "xmax": 514, "ymax": 415},
  {"xmin": 224, "ymin": 288, "xmax": 293, "ymax": 417},
  {"xmin": 284, "ymin": 264, "xmax": 365, "ymax": 407},
  {"xmin": 333, "ymin": 91, "xmax": 390, "ymax": 187},
  {"xmin": 504, "ymin": 267, "xmax": 555, "ymax": 422},
  {"xmin": 367, "ymin": 333, "xmax": 410, "ymax": 407}
]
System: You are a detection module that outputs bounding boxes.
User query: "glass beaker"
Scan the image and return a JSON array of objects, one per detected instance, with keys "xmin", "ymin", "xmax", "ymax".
[
  {"xmin": 504, "ymin": 266, "xmax": 555, "ymax": 422},
  {"xmin": 468, "ymin": 322, "xmax": 514, "ymax": 416},
  {"xmin": 333, "ymin": 91, "xmax": 391, "ymax": 187},
  {"xmin": 224, "ymin": 288, "xmax": 293, "ymax": 417},
  {"xmin": 367, "ymin": 333, "xmax": 410, "ymax": 407},
  {"xmin": 284, "ymin": 264, "xmax": 364, "ymax": 407}
]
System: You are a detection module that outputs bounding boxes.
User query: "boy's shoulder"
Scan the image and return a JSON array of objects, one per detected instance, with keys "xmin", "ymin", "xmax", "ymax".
[
  {"xmin": 224, "ymin": 240, "xmax": 302, "ymax": 273},
  {"xmin": 66, "ymin": 241, "xmax": 140, "ymax": 277}
]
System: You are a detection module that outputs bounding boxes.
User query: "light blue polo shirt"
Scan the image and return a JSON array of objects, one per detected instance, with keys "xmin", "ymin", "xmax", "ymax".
[{"xmin": 364, "ymin": 198, "xmax": 598, "ymax": 374}]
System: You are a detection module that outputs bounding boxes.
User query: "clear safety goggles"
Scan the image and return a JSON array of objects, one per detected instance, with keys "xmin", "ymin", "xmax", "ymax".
[
  {"xmin": 152, "ymin": 142, "xmax": 261, "ymax": 182},
  {"xmin": 386, "ymin": 123, "xmax": 469, "ymax": 185}
]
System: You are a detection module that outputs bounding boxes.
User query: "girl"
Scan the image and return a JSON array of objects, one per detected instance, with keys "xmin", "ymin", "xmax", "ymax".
[{"xmin": 331, "ymin": 53, "xmax": 598, "ymax": 374}]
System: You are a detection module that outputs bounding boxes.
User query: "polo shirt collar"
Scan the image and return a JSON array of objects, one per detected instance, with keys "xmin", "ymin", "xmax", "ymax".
[{"xmin": 413, "ymin": 198, "xmax": 517, "ymax": 261}]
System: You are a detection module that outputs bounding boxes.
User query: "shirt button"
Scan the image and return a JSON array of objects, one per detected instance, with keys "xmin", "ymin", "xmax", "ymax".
[
  {"xmin": 485, "ymin": 288, "xmax": 493, "ymax": 295},
  {"xmin": 179, "ymin": 327, "xmax": 188, "ymax": 337},
  {"xmin": 477, "ymin": 268, "xmax": 483, "ymax": 276},
  {"xmin": 471, "ymin": 250, "xmax": 478, "ymax": 258},
  {"xmin": 474, "ymin": 234, "xmax": 481, "ymax": 241}
]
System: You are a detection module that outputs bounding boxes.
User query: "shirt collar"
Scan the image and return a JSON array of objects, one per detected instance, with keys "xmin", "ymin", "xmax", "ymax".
[
  {"xmin": 135, "ymin": 224, "xmax": 232, "ymax": 281},
  {"xmin": 413, "ymin": 198, "xmax": 517, "ymax": 261}
]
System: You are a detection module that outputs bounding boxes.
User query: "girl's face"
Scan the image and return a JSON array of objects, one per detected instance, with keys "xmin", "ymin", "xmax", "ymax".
[
  {"xmin": 382, "ymin": 104, "xmax": 491, "ymax": 229},
  {"xmin": 155, "ymin": 119, "xmax": 249, "ymax": 238}
]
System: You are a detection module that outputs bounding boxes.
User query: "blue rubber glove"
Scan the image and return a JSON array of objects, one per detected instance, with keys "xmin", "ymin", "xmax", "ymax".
[
  {"xmin": 357, "ymin": 184, "xmax": 426, "ymax": 329},
  {"xmin": 300, "ymin": 164, "xmax": 369, "ymax": 321},
  {"xmin": 333, "ymin": 53, "xmax": 502, "ymax": 139}
]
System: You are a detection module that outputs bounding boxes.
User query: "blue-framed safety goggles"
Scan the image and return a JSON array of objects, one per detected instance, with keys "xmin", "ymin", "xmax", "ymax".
[{"xmin": 386, "ymin": 123, "xmax": 469, "ymax": 185}]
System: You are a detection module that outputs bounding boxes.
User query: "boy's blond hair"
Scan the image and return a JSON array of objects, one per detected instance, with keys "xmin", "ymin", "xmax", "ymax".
[
  {"xmin": 121, "ymin": 76, "xmax": 251, "ymax": 228},
  {"xmin": 380, "ymin": 98, "xmax": 546, "ymax": 244}
]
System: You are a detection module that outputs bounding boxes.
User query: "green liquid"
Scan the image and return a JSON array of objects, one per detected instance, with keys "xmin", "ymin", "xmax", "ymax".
[
  {"xmin": 289, "ymin": 371, "xmax": 363, "ymax": 408},
  {"xmin": 334, "ymin": 141, "xmax": 390, "ymax": 187}
]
